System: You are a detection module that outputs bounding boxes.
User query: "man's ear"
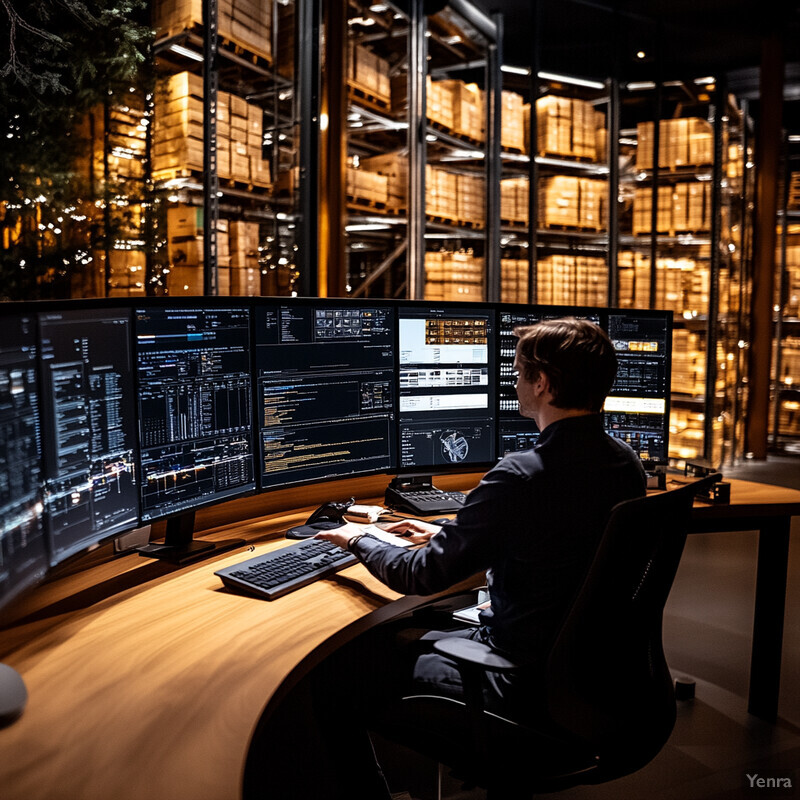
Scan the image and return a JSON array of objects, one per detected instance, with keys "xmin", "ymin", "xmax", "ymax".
[{"xmin": 536, "ymin": 371, "xmax": 554, "ymax": 401}]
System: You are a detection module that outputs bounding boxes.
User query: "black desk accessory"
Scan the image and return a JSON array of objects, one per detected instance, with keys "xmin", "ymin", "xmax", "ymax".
[{"xmin": 286, "ymin": 497, "xmax": 355, "ymax": 539}]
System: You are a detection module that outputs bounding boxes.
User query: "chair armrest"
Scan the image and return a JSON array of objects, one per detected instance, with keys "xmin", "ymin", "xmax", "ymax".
[{"xmin": 433, "ymin": 637, "xmax": 519, "ymax": 675}]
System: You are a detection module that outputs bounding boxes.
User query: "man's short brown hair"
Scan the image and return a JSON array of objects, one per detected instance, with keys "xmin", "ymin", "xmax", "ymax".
[{"xmin": 513, "ymin": 317, "xmax": 617, "ymax": 413}]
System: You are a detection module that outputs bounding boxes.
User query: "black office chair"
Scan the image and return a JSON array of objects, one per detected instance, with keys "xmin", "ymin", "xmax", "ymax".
[{"xmin": 373, "ymin": 475, "xmax": 719, "ymax": 799}]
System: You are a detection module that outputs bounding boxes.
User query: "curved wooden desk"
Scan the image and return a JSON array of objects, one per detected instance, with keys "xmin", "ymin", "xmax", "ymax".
[
  {"xmin": 1, "ymin": 473, "xmax": 798, "ymax": 799},
  {"xmin": 0, "ymin": 473, "xmax": 481, "ymax": 800}
]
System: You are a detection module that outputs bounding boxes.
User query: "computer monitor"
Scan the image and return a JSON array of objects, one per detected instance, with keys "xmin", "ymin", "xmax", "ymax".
[
  {"xmin": 38, "ymin": 307, "xmax": 139, "ymax": 566},
  {"xmin": 0, "ymin": 311, "xmax": 48, "ymax": 612},
  {"xmin": 496, "ymin": 305, "xmax": 672, "ymax": 465},
  {"xmin": 255, "ymin": 300, "xmax": 396, "ymax": 490},
  {"xmin": 133, "ymin": 304, "xmax": 255, "ymax": 561},
  {"xmin": 497, "ymin": 305, "xmax": 600, "ymax": 456},
  {"xmin": 396, "ymin": 302, "xmax": 496, "ymax": 472},
  {"xmin": 603, "ymin": 310, "xmax": 672, "ymax": 464}
]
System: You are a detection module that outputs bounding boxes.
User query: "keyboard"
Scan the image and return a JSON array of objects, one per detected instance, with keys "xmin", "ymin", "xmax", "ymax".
[
  {"xmin": 384, "ymin": 486, "xmax": 466, "ymax": 515},
  {"xmin": 214, "ymin": 538, "xmax": 358, "ymax": 600}
]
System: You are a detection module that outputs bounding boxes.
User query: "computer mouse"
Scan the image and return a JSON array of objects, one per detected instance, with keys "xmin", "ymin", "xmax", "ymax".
[{"xmin": 431, "ymin": 518, "xmax": 453, "ymax": 525}]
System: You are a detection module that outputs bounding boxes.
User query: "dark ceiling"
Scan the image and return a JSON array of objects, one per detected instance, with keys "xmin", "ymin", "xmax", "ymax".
[{"xmin": 483, "ymin": 0, "xmax": 800, "ymax": 130}]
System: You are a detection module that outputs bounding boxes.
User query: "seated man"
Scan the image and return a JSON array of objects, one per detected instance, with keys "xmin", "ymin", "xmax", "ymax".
[{"xmin": 314, "ymin": 317, "xmax": 646, "ymax": 796}]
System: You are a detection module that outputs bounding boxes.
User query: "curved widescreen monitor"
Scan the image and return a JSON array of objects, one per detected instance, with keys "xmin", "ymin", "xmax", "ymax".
[
  {"xmin": 397, "ymin": 302, "xmax": 497, "ymax": 473},
  {"xmin": 134, "ymin": 304, "xmax": 256, "ymax": 522},
  {"xmin": 255, "ymin": 299, "xmax": 397, "ymax": 490},
  {"xmin": 0, "ymin": 311, "xmax": 48, "ymax": 611},
  {"xmin": 38, "ymin": 307, "xmax": 139, "ymax": 566}
]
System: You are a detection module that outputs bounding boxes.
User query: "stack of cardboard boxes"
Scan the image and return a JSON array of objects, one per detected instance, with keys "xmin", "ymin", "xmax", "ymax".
[
  {"xmin": 538, "ymin": 176, "xmax": 606, "ymax": 230},
  {"xmin": 424, "ymin": 250, "xmax": 484, "ymax": 301},
  {"xmin": 632, "ymin": 182, "xmax": 710, "ymax": 235},
  {"xmin": 347, "ymin": 42, "xmax": 391, "ymax": 105},
  {"xmin": 154, "ymin": 0, "xmax": 272, "ymax": 62},
  {"xmin": 229, "ymin": 220, "xmax": 260, "ymax": 296},
  {"xmin": 153, "ymin": 72, "xmax": 271, "ymax": 187},
  {"xmin": 500, "ymin": 259, "xmax": 529, "ymax": 303},
  {"xmin": 346, "ymin": 164, "xmax": 389, "ymax": 207},
  {"xmin": 535, "ymin": 254, "xmax": 607, "ymax": 306},
  {"xmin": 636, "ymin": 118, "xmax": 714, "ymax": 170},
  {"xmin": 500, "ymin": 178, "xmax": 529, "ymax": 225},
  {"xmin": 534, "ymin": 95, "xmax": 604, "ymax": 161}
]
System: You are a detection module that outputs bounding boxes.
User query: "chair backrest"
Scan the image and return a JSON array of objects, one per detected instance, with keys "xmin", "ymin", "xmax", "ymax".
[{"xmin": 544, "ymin": 475, "xmax": 718, "ymax": 780}]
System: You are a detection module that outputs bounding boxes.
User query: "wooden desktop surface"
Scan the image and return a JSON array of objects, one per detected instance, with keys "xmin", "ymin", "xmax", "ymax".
[
  {"xmin": 1, "ymin": 473, "xmax": 798, "ymax": 799},
  {"xmin": 0, "ymin": 473, "xmax": 481, "ymax": 800}
]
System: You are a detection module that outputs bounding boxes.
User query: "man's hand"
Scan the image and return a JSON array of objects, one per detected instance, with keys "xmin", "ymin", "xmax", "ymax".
[
  {"xmin": 314, "ymin": 521, "xmax": 365, "ymax": 550},
  {"xmin": 376, "ymin": 519, "xmax": 442, "ymax": 546}
]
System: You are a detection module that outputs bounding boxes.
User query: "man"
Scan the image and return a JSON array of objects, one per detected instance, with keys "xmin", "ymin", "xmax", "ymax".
[
  {"xmin": 318, "ymin": 317, "xmax": 645, "ymax": 702},
  {"xmin": 313, "ymin": 317, "xmax": 646, "ymax": 797}
]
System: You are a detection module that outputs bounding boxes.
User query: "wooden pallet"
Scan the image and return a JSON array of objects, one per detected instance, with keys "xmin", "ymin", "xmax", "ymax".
[
  {"xmin": 347, "ymin": 81, "xmax": 391, "ymax": 114},
  {"xmin": 153, "ymin": 166, "xmax": 272, "ymax": 194},
  {"xmin": 157, "ymin": 22, "xmax": 272, "ymax": 68},
  {"xmin": 347, "ymin": 195, "xmax": 388, "ymax": 212},
  {"xmin": 427, "ymin": 120, "xmax": 485, "ymax": 148},
  {"xmin": 425, "ymin": 212, "xmax": 459, "ymax": 226},
  {"xmin": 500, "ymin": 219, "xmax": 529, "ymax": 228},
  {"xmin": 538, "ymin": 150, "xmax": 596, "ymax": 163},
  {"xmin": 542, "ymin": 223, "xmax": 604, "ymax": 233}
]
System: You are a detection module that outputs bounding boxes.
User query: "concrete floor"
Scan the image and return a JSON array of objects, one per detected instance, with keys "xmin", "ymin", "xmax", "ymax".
[{"xmin": 378, "ymin": 456, "xmax": 800, "ymax": 799}]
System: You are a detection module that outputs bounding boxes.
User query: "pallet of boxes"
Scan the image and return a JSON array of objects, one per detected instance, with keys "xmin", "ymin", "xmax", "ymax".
[
  {"xmin": 153, "ymin": 71, "xmax": 271, "ymax": 190},
  {"xmin": 632, "ymin": 118, "xmax": 713, "ymax": 236},
  {"xmin": 165, "ymin": 205, "xmax": 232, "ymax": 296},
  {"xmin": 154, "ymin": 0, "xmax": 272, "ymax": 63},
  {"xmin": 424, "ymin": 250, "xmax": 484, "ymax": 302},
  {"xmin": 347, "ymin": 41, "xmax": 391, "ymax": 111}
]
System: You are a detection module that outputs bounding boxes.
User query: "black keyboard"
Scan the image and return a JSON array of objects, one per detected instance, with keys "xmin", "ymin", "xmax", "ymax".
[
  {"xmin": 385, "ymin": 487, "xmax": 466, "ymax": 515},
  {"xmin": 214, "ymin": 538, "xmax": 358, "ymax": 600}
]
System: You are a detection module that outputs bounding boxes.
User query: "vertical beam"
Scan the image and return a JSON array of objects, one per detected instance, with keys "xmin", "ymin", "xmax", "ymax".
[
  {"xmin": 102, "ymin": 98, "xmax": 112, "ymax": 298},
  {"xmin": 732, "ymin": 99, "xmax": 753, "ymax": 461},
  {"xmin": 407, "ymin": 0, "xmax": 426, "ymax": 300},
  {"xmin": 485, "ymin": 12, "xmax": 502, "ymax": 303},
  {"xmin": 527, "ymin": 0, "xmax": 541, "ymax": 305},
  {"xmin": 648, "ymin": 80, "xmax": 662, "ymax": 310},
  {"xmin": 771, "ymin": 133, "xmax": 790, "ymax": 445},
  {"xmin": 606, "ymin": 77, "xmax": 620, "ymax": 307},
  {"xmin": 319, "ymin": 0, "xmax": 347, "ymax": 297},
  {"xmin": 297, "ymin": 0, "xmax": 321, "ymax": 298},
  {"xmin": 704, "ymin": 79, "xmax": 725, "ymax": 464},
  {"xmin": 203, "ymin": 0, "xmax": 219, "ymax": 296},
  {"xmin": 746, "ymin": 34, "xmax": 784, "ymax": 457}
]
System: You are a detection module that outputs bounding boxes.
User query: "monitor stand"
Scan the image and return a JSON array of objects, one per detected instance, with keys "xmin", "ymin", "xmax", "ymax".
[
  {"xmin": 0, "ymin": 663, "xmax": 27, "ymax": 728},
  {"xmin": 136, "ymin": 511, "xmax": 245, "ymax": 565}
]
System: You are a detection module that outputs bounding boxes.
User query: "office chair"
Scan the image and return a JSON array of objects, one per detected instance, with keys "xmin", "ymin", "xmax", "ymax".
[{"xmin": 373, "ymin": 475, "xmax": 719, "ymax": 799}]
